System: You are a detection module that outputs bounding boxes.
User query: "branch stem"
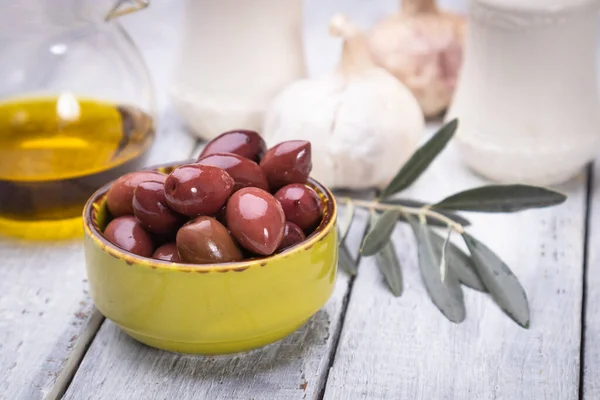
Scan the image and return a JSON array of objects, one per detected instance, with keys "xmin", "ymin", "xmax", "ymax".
[{"xmin": 339, "ymin": 197, "xmax": 465, "ymax": 233}]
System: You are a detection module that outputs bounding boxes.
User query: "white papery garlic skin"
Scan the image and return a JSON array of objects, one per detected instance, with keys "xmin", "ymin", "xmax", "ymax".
[
  {"xmin": 263, "ymin": 15, "xmax": 424, "ymax": 190},
  {"xmin": 368, "ymin": 0, "xmax": 465, "ymax": 118}
]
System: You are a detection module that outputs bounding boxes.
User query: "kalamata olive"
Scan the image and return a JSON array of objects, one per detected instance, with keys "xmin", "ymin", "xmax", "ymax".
[
  {"xmin": 277, "ymin": 222, "xmax": 306, "ymax": 251},
  {"xmin": 152, "ymin": 242, "xmax": 182, "ymax": 262},
  {"xmin": 274, "ymin": 184, "xmax": 322, "ymax": 231},
  {"xmin": 106, "ymin": 171, "xmax": 166, "ymax": 217},
  {"xmin": 104, "ymin": 215, "xmax": 154, "ymax": 257},
  {"xmin": 259, "ymin": 140, "xmax": 312, "ymax": 190},
  {"xmin": 196, "ymin": 152, "xmax": 269, "ymax": 192},
  {"xmin": 176, "ymin": 216, "xmax": 243, "ymax": 264},
  {"xmin": 199, "ymin": 130, "xmax": 266, "ymax": 162},
  {"xmin": 164, "ymin": 164, "xmax": 234, "ymax": 217},
  {"xmin": 214, "ymin": 205, "xmax": 228, "ymax": 227},
  {"xmin": 133, "ymin": 180, "xmax": 184, "ymax": 235},
  {"xmin": 226, "ymin": 187, "xmax": 285, "ymax": 255}
]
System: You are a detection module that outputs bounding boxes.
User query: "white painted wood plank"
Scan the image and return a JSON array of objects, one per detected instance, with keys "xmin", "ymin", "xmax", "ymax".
[
  {"xmin": 582, "ymin": 162, "xmax": 599, "ymax": 400},
  {"xmin": 62, "ymin": 198, "xmax": 371, "ymax": 400},
  {"xmin": 324, "ymin": 125, "xmax": 586, "ymax": 400},
  {"xmin": 0, "ymin": 2, "xmax": 198, "ymax": 399}
]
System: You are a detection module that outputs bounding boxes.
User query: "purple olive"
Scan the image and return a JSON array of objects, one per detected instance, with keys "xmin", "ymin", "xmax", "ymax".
[
  {"xmin": 259, "ymin": 140, "xmax": 312, "ymax": 190},
  {"xmin": 199, "ymin": 130, "xmax": 266, "ymax": 162},
  {"xmin": 277, "ymin": 222, "xmax": 306, "ymax": 251},
  {"xmin": 132, "ymin": 180, "xmax": 184, "ymax": 235},
  {"xmin": 226, "ymin": 187, "xmax": 285, "ymax": 255},
  {"xmin": 164, "ymin": 164, "xmax": 234, "ymax": 217},
  {"xmin": 176, "ymin": 216, "xmax": 243, "ymax": 264},
  {"xmin": 152, "ymin": 242, "xmax": 182, "ymax": 262},
  {"xmin": 104, "ymin": 215, "xmax": 154, "ymax": 257},
  {"xmin": 274, "ymin": 184, "xmax": 322, "ymax": 232},
  {"xmin": 106, "ymin": 171, "xmax": 166, "ymax": 217},
  {"xmin": 196, "ymin": 152, "xmax": 269, "ymax": 192}
]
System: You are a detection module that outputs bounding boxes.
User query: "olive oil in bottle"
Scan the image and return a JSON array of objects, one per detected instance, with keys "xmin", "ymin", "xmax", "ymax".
[{"xmin": 0, "ymin": 95, "xmax": 154, "ymax": 240}]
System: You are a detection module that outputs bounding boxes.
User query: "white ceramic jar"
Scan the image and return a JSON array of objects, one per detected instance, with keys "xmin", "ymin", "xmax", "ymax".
[
  {"xmin": 170, "ymin": 0, "xmax": 306, "ymax": 140},
  {"xmin": 447, "ymin": 0, "xmax": 600, "ymax": 185}
]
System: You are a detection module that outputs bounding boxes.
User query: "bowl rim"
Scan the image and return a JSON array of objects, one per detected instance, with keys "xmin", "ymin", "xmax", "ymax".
[{"xmin": 82, "ymin": 161, "xmax": 337, "ymax": 272}]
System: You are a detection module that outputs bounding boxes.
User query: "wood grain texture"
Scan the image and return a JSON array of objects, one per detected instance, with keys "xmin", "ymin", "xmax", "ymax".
[
  {"xmin": 583, "ymin": 163, "xmax": 599, "ymax": 400},
  {"xmin": 0, "ymin": 2, "xmax": 198, "ymax": 399},
  {"xmin": 324, "ymin": 125, "xmax": 586, "ymax": 400},
  {"xmin": 62, "ymin": 199, "xmax": 371, "ymax": 400}
]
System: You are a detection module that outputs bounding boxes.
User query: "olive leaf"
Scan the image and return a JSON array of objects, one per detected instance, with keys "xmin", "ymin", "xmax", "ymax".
[
  {"xmin": 338, "ymin": 243, "xmax": 358, "ymax": 276},
  {"xmin": 380, "ymin": 119, "xmax": 458, "ymax": 199},
  {"xmin": 407, "ymin": 215, "xmax": 466, "ymax": 323},
  {"xmin": 462, "ymin": 233, "xmax": 530, "ymax": 328},
  {"xmin": 376, "ymin": 241, "xmax": 403, "ymax": 297},
  {"xmin": 367, "ymin": 212, "xmax": 403, "ymax": 296},
  {"xmin": 429, "ymin": 231, "xmax": 485, "ymax": 292},
  {"xmin": 361, "ymin": 209, "xmax": 401, "ymax": 256},
  {"xmin": 434, "ymin": 184, "xmax": 567, "ymax": 213},
  {"xmin": 383, "ymin": 198, "xmax": 471, "ymax": 226},
  {"xmin": 338, "ymin": 200, "xmax": 356, "ymax": 245},
  {"xmin": 440, "ymin": 229, "xmax": 451, "ymax": 282}
]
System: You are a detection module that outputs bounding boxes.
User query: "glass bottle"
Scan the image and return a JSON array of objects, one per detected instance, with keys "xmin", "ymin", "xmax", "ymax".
[{"xmin": 0, "ymin": 0, "xmax": 155, "ymax": 240}]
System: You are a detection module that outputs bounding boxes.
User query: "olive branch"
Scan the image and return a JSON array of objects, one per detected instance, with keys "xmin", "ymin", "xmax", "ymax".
[{"xmin": 336, "ymin": 120, "xmax": 567, "ymax": 328}]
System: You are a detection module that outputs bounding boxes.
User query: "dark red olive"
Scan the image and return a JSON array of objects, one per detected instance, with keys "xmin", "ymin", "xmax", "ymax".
[
  {"xmin": 196, "ymin": 152, "xmax": 269, "ymax": 192},
  {"xmin": 106, "ymin": 171, "xmax": 166, "ymax": 217},
  {"xmin": 277, "ymin": 222, "xmax": 306, "ymax": 251},
  {"xmin": 226, "ymin": 187, "xmax": 285, "ymax": 255},
  {"xmin": 259, "ymin": 140, "xmax": 311, "ymax": 190},
  {"xmin": 274, "ymin": 184, "xmax": 322, "ymax": 231},
  {"xmin": 176, "ymin": 216, "xmax": 243, "ymax": 264},
  {"xmin": 152, "ymin": 242, "xmax": 182, "ymax": 262},
  {"xmin": 132, "ymin": 180, "xmax": 184, "ymax": 235},
  {"xmin": 199, "ymin": 130, "xmax": 266, "ymax": 162},
  {"xmin": 103, "ymin": 215, "xmax": 154, "ymax": 257},
  {"xmin": 164, "ymin": 164, "xmax": 234, "ymax": 217},
  {"xmin": 214, "ymin": 205, "xmax": 228, "ymax": 227}
]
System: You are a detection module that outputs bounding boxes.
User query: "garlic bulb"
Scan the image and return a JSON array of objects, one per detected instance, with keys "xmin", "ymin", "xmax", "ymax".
[
  {"xmin": 263, "ymin": 15, "xmax": 424, "ymax": 190},
  {"xmin": 368, "ymin": 0, "xmax": 465, "ymax": 118}
]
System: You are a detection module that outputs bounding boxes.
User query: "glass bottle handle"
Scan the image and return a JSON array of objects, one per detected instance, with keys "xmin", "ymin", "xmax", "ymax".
[{"xmin": 105, "ymin": 0, "xmax": 149, "ymax": 21}]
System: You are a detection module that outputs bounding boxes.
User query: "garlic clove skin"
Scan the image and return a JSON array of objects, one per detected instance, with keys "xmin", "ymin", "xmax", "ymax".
[
  {"xmin": 368, "ymin": 5, "xmax": 466, "ymax": 118},
  {"xmin": 263, "ymin": 69, "xmax": 424, "ymax": 190}
]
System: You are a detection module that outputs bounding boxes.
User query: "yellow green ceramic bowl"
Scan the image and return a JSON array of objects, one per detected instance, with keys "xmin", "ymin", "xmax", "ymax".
[{"xmin": 82, "ymin": 162, "xmax": 338, "ymax": 355}]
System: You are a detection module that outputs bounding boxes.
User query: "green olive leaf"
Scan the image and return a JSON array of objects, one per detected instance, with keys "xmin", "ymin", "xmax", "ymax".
[
  {"xmin": 407, "ymin": 215, "xmax": 466, "ymax": 323},
  {"xmin": 380, "ymin": 119, "xmax": 458, "ymax": 199},
  {"xmin": 429, "ymin": 231, "xmax": 486, "ymax": 292},
  {"xmin": 338, "ymin": 242, "xmax": 358, "ymax": 276},
  {"xmin": 376, "ymin": 240, "xmax": 403, "ymax": 297},
  {"xmin": 367, "ymin": 212, "xmax": 403, "ymax": 296},
  {"xmin": 440, "ymin": 229, "xmax": 451, "ymax": 282},
  {"xmin": 360, "ymin": 209, "xmax": 401, "ymax": 256},
  {"xmin": 337, "ymin": 200, "xmax": 356, "ymax": 245},
  {"xmin": 434, "ymin": 185, "xmax": 567, "ymax": 213},
  {"xmin": 462, "ymin": 233, "xmax": 530, "ymax": 328}
]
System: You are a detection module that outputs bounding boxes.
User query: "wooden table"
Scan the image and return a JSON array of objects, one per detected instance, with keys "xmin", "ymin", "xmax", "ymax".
[{"xmin": 1, "ymin": 1, "xmax": 596, "ymax": 399}]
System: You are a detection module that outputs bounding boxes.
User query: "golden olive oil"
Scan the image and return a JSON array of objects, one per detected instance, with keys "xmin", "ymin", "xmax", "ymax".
[{"xmin": 0, "ymin": 96, "xmax": 154, "ymax": 239}]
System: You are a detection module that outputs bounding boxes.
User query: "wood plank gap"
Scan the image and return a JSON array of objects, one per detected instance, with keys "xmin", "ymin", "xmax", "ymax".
[
  {"xmin": 579, "ymin": 163, "xmax": 594, "ymax": 400},
  {"xmin": 317, "ymin": 217, "xmax": 372, "ymax": 399},
  {"xmin": 317, "ymin": 193, "xmax": 377, "ymax": 400},
  {"xmin": 47, "ymin": 309, "xmax": 104, "ymax": 400},
  {"xmin": 316, "ymin": 262, "xmax": 360, "ymax": 400}
]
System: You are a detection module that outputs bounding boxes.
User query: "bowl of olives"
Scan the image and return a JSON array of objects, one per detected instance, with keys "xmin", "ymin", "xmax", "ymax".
[{"xmin": 82, "ymin": 130, "xmax": 338, "ymax": 355}]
